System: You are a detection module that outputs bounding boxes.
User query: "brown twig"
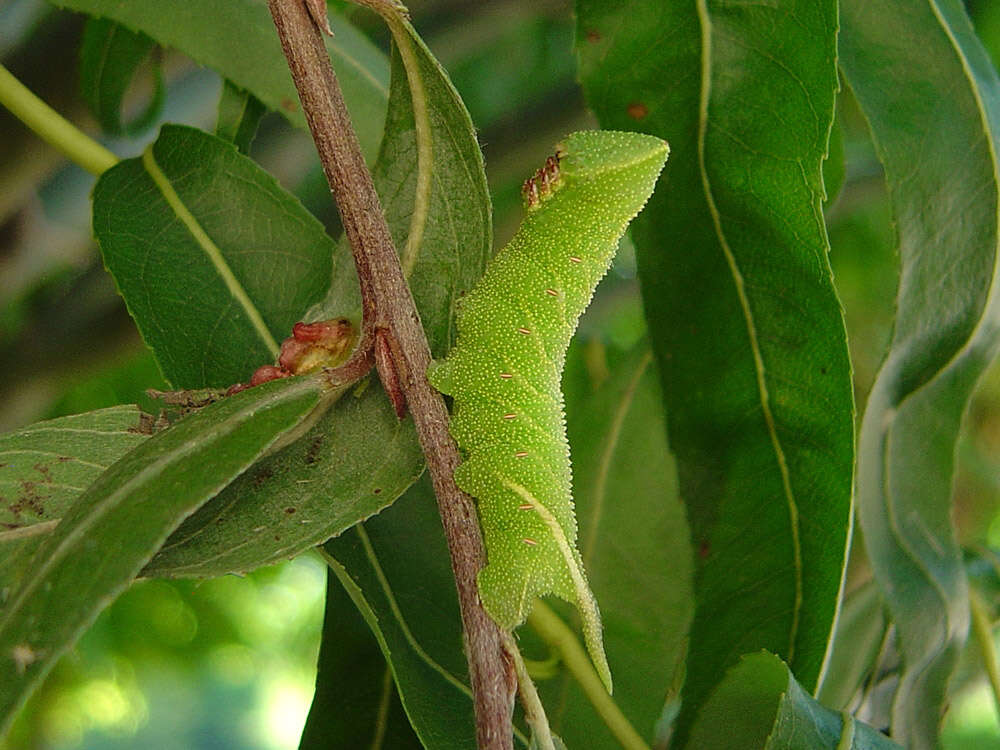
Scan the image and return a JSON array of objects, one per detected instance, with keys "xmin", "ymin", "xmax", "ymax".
[{"xmin": 266, "ymin": 1, "xmax": 516, "ymax": 747}]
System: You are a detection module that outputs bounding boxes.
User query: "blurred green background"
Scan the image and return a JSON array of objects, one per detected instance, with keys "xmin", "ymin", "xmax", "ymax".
[{"xmin": 2, "ymin": 0, "xmax": 1000, "ymax": 746}]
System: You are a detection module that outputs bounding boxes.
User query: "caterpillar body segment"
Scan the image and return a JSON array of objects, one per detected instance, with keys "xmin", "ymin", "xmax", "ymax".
[{"xmin": 428, "ymin": 131, "xmax": 669, "ymax": 692}]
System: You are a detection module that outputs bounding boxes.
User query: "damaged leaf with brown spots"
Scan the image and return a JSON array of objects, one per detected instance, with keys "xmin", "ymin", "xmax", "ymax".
[{"xmin": 0, "ymin": 406, "xmax": 153, "ymax": 610}]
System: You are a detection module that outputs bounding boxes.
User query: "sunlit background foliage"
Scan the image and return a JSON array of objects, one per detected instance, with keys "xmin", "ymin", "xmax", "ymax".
[{"xmin": 2, "ymin": 0, "xmax": 1000, "ymax": 747}]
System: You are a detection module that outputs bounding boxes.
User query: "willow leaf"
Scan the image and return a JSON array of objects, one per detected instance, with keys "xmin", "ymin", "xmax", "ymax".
[
  {"xmin": 0, "ymin": 376, "xmax": 326, "ymax": 737},
  {"xmin": 215, "ymin": 79, "xmax": 266, "ymax": 155},
  {"xmin": 576, "ymin": 2, "xmax": 853, "ymax": 744},
  {"xmin": 78, "ymin": 18, "xmax": 164, "ymax": 136},
  {"xmin": 141, "ymin": 385, "xmax": 423, "ymax": 578},
  {"xmin": 688, "ymin": 652, "xmax": 901, "ymax": 750},
  {"xmin": 0, "ymin": 406, "xmax": 151, "ymax": 612},
  {"xmin": 841, "ymin": 1, "xmax": 1000, "ymax": 746},
  {"xmin": 298, "ymin": 570, "xmax": 422, "ymax": 749},
  {"xmin": 815, "ymin": 582, "xmax": 888, "ymax": 713},
  {"xmin": 310, "ymin": 11, "xmax": 491, "ymax": 358},
  {"xmin": 321, "ymin": 481, "xmax": 488, "ymax": 749},
  {"xmin": 93, "ymin": 124, "xmax": 334, "ymax": 389}
]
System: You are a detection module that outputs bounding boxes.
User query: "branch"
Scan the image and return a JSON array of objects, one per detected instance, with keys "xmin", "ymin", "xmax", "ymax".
[{"xmin": 266, "ymin": 2, "xmax": 516, "ymax": 747}]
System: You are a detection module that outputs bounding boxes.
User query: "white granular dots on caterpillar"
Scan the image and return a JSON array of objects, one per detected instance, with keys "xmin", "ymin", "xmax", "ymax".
[{"xmin": 427, "ymin": 130, "xmax": 669, "ymax": 695}]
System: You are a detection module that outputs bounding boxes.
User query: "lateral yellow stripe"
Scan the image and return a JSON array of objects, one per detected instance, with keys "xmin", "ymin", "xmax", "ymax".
[{"xmin": 503, "ymin": 478, "xmax": 613, "ymax": 694}]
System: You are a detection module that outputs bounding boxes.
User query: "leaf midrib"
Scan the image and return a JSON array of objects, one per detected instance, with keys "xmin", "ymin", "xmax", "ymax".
[
  {"xmin": 695, "ymin": 0, "xmax": 803, "ymax": 660},
  {"xmin": 141, "ymin": 144, "xmax": 279, "ymax": 357},
  {"xmin": 385, "ymin": 16, "xmax": 432, "ymax": 279}
]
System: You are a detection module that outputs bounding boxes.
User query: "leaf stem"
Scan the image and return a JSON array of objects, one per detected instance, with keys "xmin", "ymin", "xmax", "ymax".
[
  {"xmin": 969, "ymin": 584, "xmax": 1000, "ymax": 722},
  {"xmin": 527, "ymin": 600, "xmax": 650, "ymax": 750},
  {"xmin": 502, "ymin": 633, "xmax": 557, "ymax": 750},
  {"xmin": 0, "ymin": 64, "xmax": 117, "ymax": 176},
  {"xmin": 266, "ymin": 2, "xmax": 515, "ymax": 747},
  {"xmin": 371, "ymin": 666, "xmax": 393, "ymax": 749}
]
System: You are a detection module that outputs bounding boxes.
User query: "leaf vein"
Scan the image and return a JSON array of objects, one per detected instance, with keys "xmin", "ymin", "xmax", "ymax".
[
  {"xmin": 141, "ymin": 145, "xmax": 279, "ymax": 356},
  {"xmin": 696, "ymin": 0, "xmax": 802, "ymax": 661}
]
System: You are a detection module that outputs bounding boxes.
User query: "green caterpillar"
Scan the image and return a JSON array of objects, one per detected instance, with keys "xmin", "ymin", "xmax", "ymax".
[{"xmin": 428, "ymin": 131, "xmax": 668, "ymax": 690}]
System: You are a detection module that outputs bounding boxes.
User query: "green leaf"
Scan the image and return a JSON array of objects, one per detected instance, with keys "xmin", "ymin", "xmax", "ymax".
[
  {"xmin": 841, "ymin": 1, "xmax": 1000, "ymax": 745},
  {"xmin": 79, "ymin": 18, "xmax": 164, "ymax": 136},
  {"xmin": 816, "ymin": 582, "xmax": 888, "ymax": 713},
  {"xmin": 0, "ymin": 375, "xmax": 326, "ymax": 737},
  {"xmin": 215, "ymin": 79, "xmax": 266, "ymax": 155},
  {"xmin": 0, "ymin": 405, "xmax": 151, "ymax": 610},
  {"xmin": 142, "ymin": 15, "xmax": 490, "ymax": 577},
  {"xmin": 93, "ymin": 124, "xmax": 334, "ymax": 389},
  {"xmin": 688, "ymin": 652, "xmax": 901, "ymax": 750},
  {"xmin": 576, "ymin": 1, "xmax": 853, "ymax": 743},
  {"xmin": 321, "ymin": 480, "xmax": 493, "ymax": 750},
  {"xmin": 536, "ymin": 345, "xmax": 693, "ymax": 749},
  {"xmin": 87, "ymin": 16, "xmax": 488, "ymax": 580},
  {"xmin": 51, "ymin": 0, "xmax": 389, "ymax": 160},
  {"xmin": 310, "ymin": 13, "xmax": 491, "ymax": 358},
  {"xmin": 0, "ymin": 391, "xmax": 422, "ymax": 584},
  {"xmin": 141, "ymin": 383, "xmax": 424, "ymax": 577},
  {"xmin": 298, "ymin": 569, "xmax": 423, "ymax": 750}
]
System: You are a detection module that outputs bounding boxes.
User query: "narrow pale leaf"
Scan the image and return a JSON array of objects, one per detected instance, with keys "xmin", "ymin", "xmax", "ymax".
[
  {"xmin": 79, "ymin": 18, "xmax": 164, "ymax": 136},
  {"xmin": 322, "ymin": 481, "xmax": 490, "ymax": 749},
  {"xmin": 576, "ymin": 2, "xmax": 853, "ymax": 743},
  {"xmin": 51, "ymin": 0, "xmax": 389, "ymax": 160},
  {"xmin": 688, "ymin": 652, "xmax": 900, "ymax": 750},
  {"xmin": 0, "ymin": 376, "xmax": 326, "ymax": 737},
  {"xmin": 93, "ymin": 124, "xmax": 334, "ymax": 389},
  {"xmin": 0, "ymin": 406, "xmax": 151, "ymax": 610},
  {"xmin": 841, "ymin": 1, "xmax": 1000, "ymax": 745},
  {"xmin": 816, "ymin": 582, "xmax": 888, "ymax": 712},
  {"xmin": 298, "ymin": 569, "xmax": 423, "ymax": 750}
]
